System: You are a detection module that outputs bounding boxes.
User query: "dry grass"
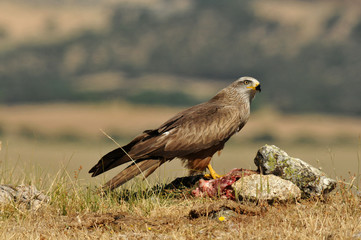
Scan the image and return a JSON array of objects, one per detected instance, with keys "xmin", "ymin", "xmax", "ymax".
[{"xmin": 0, "ymin": 165, "xmax": 360, "ymax": 239}]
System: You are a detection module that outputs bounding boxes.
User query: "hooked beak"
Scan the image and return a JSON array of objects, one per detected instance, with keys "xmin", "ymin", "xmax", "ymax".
[{"xmin": 247, "ymin": 83, "xmax": 261, "ymax": 92}]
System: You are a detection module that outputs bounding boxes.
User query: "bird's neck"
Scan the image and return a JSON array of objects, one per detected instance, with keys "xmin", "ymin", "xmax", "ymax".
[{"xmin": 210, "ymin": 88, "xmax": 253, "ymax": 106}]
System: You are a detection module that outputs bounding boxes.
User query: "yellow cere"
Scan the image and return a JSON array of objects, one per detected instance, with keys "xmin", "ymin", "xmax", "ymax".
[{"xmin": 218, "ymin": 216, "xmax": 225, "ymax": 222}]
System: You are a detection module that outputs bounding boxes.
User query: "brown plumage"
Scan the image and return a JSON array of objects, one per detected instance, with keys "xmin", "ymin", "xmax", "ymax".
[{"xmin": 89, "ymin": 76, "xmax": 261, "ymax": 190}]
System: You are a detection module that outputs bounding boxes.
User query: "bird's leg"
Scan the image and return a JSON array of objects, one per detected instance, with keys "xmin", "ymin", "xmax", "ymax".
[{"xmin": 204, "ymin": 163, "xmax": 223, "ymax": 179}]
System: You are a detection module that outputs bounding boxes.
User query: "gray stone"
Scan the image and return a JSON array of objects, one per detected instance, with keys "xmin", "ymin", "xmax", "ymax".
[
  {"xmin": 254, "ymin": 144, "xmax": 337, "ymax": 197},
  {"xmin": 0, "ymin": 184, "xmax": 49, "ymax": 210},
  {"xmin": 232, "ymin": 174, "xmax": 301, "ymax": 202},
  {"xmin": 0, "ymin": 185, "xmax": 16, "ymax": 204}
]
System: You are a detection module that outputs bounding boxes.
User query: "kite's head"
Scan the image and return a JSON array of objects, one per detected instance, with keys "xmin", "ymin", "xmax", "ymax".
[
  {"xmin": 212, "ymin": 76, "xmax": 261, "ymax": 104},
  {"xmin": 233, "ymin": 76, "xmax": 261, "ymax": 93},
  {"xmin": 235, "ymin": 76, "xmax": 261, "ymax": 92},
  {"xmin": 229, "ymin": 76, "xmax": 261, "ymax": 103}
]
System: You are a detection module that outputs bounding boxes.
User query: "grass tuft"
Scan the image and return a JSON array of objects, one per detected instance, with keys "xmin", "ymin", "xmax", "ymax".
[{"xmin": 1, "ymin": 134, "xmax": 361, "ymax": 238}]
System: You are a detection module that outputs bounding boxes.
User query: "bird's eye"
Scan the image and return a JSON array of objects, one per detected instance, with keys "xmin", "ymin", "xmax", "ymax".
[{"xmin": 243, "ymin": 80, "xmax": 250, "ymax": 85}]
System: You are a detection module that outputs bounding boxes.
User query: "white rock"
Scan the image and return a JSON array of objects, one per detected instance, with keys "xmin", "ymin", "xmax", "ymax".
[{"xmin": 232, "ymin": 174, "xmax": 301, "ymax": 202}]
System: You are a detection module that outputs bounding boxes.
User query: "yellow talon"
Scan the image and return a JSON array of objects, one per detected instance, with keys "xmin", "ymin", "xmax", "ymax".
[
  {"xmin": 204, "ymin": 164, "xmax": 223, "ymax": 179},
  {"xmin": 203, "ymin": 173, "xmax": 211, "ymax": 179}
]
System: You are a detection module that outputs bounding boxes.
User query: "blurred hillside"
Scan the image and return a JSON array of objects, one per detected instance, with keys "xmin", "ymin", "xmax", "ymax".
[{"xmin": 0, "ymin": 0, "xmax": 360, "ymax": 115}]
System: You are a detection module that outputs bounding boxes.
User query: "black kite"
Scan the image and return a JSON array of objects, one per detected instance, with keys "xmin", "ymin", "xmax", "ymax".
[{"xmin": 89, "ymin": 76, "xmax": 261, "ymax": 190}]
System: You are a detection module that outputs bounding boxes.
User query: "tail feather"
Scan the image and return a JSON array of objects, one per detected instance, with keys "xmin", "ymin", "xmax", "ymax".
[
  {"xmin": 89, "ymin": 133, "xmax": 150, "ymax": 177},
  {"xmin": 89, "ymin": 148, "xmax": 131, "ymax": 177},
  {"xmin": 103, "ymin": 159, "xmax": 163, "ymax": 190}
]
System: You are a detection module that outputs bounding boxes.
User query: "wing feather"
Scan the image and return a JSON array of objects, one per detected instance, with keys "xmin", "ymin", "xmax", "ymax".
[{"xmin": 161, "ymin": 104, "xmax": 246, "ymax": 156}]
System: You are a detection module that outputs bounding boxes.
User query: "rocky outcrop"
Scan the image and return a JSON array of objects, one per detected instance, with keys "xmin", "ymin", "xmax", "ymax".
[
  {"xmin": 191, "ymin": 144, "xmax": 337, "ymax": 200},
  {"xmin": 254, "ymin": 144, "xmax": 337, "ymax": 197}
]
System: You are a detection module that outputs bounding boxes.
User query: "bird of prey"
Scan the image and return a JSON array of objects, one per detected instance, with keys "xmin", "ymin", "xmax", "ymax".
[{"xmin": 89, "ymin": 76, "xmax": 261, "ymax": 190}]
